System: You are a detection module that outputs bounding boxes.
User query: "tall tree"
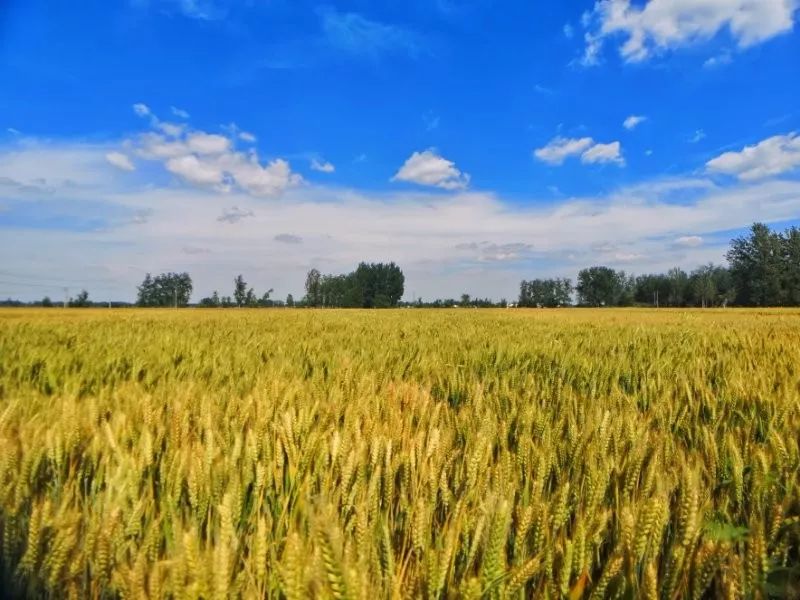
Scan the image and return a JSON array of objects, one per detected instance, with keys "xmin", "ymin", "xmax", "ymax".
[
  {"xmin": 689, "ymin": 264, "xmax": 717, "ymax": 308},
  {"xmin": 136, "ymin": 272, "xmax": 192, "ymax": 307},
  {"xmin": 70, "ymin": 289, "xmax": 90, "ymax": 307},
  {"xmin": 519, "ymin": 278, "xmax": 572, "ymax": 307},
  {"xmin": 577, "ymin": 267, "xmax": 626, "ymax": 306},
  {"xmin": 666, "ymin": 267, "xmax": 689, "ymax": 306},
  {"xmin": 305, "ymin": 269, "xmax": 322, "ymax": 307},
  {"xmin": 782, "ymin": 226, "xmax": 800, "ymax": 306},
  {"xmin": 233, "ymin": 275, "xmax": 248, "ymax": 307},
  {"xmin": 727, "ymin": 223, "xmax": 785, "ymax": 306}
]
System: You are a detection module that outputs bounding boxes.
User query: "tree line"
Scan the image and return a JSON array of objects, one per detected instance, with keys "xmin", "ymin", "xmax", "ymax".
[
  {"xmin": 519, "ymin": 223, "xmax": 799, "ymax": 307},
  {"xmin": 7, "ymin": 222, "xmax": 798, "ymax": 308}
]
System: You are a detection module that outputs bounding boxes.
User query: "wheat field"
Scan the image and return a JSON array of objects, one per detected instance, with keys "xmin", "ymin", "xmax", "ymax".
[{"xmin": 0, "ymin": 308, "xmax": 798, "ymax": 598}]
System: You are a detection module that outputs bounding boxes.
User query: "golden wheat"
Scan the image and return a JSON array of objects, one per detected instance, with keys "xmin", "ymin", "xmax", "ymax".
[{"xmin": 0, "ymin": 307, "xmax": 798, "ymax": 598}]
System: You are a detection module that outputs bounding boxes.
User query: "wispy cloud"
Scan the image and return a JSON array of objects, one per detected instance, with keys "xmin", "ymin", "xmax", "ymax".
[
  {"xmin": 689, "ymin": 129, "xmax": 707, "ymax": 144},
  {"xmin": 317, "ymin": 6, "xmax": 426, "ymax": 59},
  {"xmin": 623, "ymin": 115, "xmax": 647, "ymax": 130},
  {"xmin": 217, "ymin": 206, "xmax": 254, "ymax": 223},
  {"xmin": 423, "ymin": 111, "xmax": 440, "ymax": 131},
  {"xmin": 310, "ymin": 158, "xmax": 335, "ymax": 173},
  {"xmin": 170, "ymin": 106, "xmax": 190, "ymax": 119},
  {"xmin": 274, "ymin": 233, "xmax": 303, "ymax": 244}
]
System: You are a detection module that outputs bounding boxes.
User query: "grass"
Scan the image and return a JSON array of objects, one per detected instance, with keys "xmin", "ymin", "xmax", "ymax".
[{"xmin": 0, "ymin": 308, "xmax": 798, "ymax": 598}]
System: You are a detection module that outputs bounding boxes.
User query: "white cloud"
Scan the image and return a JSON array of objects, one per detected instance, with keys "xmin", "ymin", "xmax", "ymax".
[
  {"xmin": 392, "ymin": 149, "xmax": 470, "ymax": 190},
  {"xmin": 689, "ymin": 129, "xmax": 706, "ymax": 143},
  {"xmin": 171, "ymin": 106, "xmax": 190, "ymax": 119},
  {"xmin": 6, "ymin": 138, "xmax": 800, "ymax": 301},
  {"xmin": 623, "ymin": 115, "xmax": 647, "ymax": 130},
  {"xmin": 311, "ymin": 158, "xmax": 336, "ymax": 173},
  {"xmin": 105, "ymin": 152, "xmax": 135, "ymax": 171},
  {"xmin": 706, "ymin": 133, "xmax": 800, "ymax": 180},
  {"xmin": 535, "ymin": 136, "xmax": 624, "ymax": 167},
  {"xmin": 133, "ymin": 103, "xmax": 151, "ymax": 118},
  {"xmin": 583, "ymin": 0, "xmax": 798, "ymax": 64},
  {"xmin": 674, "ymin": 235, "xmax": 704, "ymax": 247},
  {"xmin": 534, "ymin": 136, "xmax": 594, "ymax": 165},
  {"xmin": 581, "ymin": 141, "xmax": 625, "ymax": 165},
  {"xmin": 186, "ymin": 132, "xmax": 231, "ymax": 155},
  {"xmin": 124, "ymin": 109, "xmax": 302, "ymax": 197},
  {"xmin": 239, "ymin": 131, "xmax": 257, "ymax": 143},
  {"xmin": 166, "ymin": 154, "xmax": 225, "ymax": 187},
  {"xmin": 563, "ymin": 23, "xmax": 575, "ymax": 39},
  {"xmin": 157, "ymin": 122, "xmax": 185, "ymax": 137}
]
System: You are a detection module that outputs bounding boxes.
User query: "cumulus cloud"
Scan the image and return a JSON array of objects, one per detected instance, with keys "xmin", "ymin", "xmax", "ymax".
[
  {"xmin": 706, "ymin": 133, "xmax": 800, "ymax": 180},
  {"xmin": 127, "ymin": 108, "xmax": 301, "ymax": 197},
  {"xmin": 582, "ymin": 0, "xmax": 798, "ymax": 64},
  {"xmin": 310, "ymin": 158, "xmax": 335, "ymax": 173},
  {"xmin": 217, "ymin": 206, "xmax": 254, "ymax": 224},
  {"xmin": 392, "ymin": 149, "xmax": 470, "ymax": 190},
  {"xmin": 623, "ymin": 115, "xmax": 647, "ymax": 130},
  {"xmin": 105, "ymin": 152, "xmax": 135, "ymax": 171},
  {"xmin": 274, "ymin": 233, "xmax": 303, "ymax": 244},
  {"xmin": 535, "ymin": 136, "xmax": 624, "ymax": 166}
]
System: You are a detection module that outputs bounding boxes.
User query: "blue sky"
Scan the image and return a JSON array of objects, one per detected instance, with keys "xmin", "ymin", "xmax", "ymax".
[{"xmin": 1, "ymin": 0, "xmax": 800, "ymax": 302}]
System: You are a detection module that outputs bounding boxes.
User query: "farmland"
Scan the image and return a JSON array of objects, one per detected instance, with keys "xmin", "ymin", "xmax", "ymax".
[{"xmin": 0, "ymin": 308, "xmax": 798, "ymax": 598}]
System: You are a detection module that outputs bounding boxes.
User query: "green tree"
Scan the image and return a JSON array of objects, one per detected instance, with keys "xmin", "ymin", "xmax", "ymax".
[
  {"xmin": 577, "ymin": 266, "xmax": 626, "ymax": 306},
  {"xmin": 666, "ymin": 267, "xmax": 689, "ymax": 306},
  {"xmin": 286, "ymin": 293, "xmax": 294, "ymax": 307},
  {"xmin": 233, "ymin": 275, "xmax": 248, "ymax": 307},
  {"xmin": 689, "ymin": 264, "xmax": 717, "ymax": 308},
  {"xmin": 305, "ymin": 269, "xmax": 322, "ymax": 307},
  {"xmin": 259, "ymin": 289, "xmax": 274, "ymax": 307},
  {"xmin": 70, "ymin": 289, "xmax": 90, "ymax": 307},
  {"xmin": 782, "ymin": 226, "xmax": 800, "ymax": 306},
  {"xmin": 519, "ymin": 278, "xmax": 572, "ymax": 307},
  {"xmin": 137, "ymin": 272, "xmax": 192, "ymax": 307},
  {"xmin": 727, "ymin": 223, "xmax": 785, "ymax": 306},
  {"xmin": 41, "ymin": 296, "xmax": 53, "ymax": 307}
]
